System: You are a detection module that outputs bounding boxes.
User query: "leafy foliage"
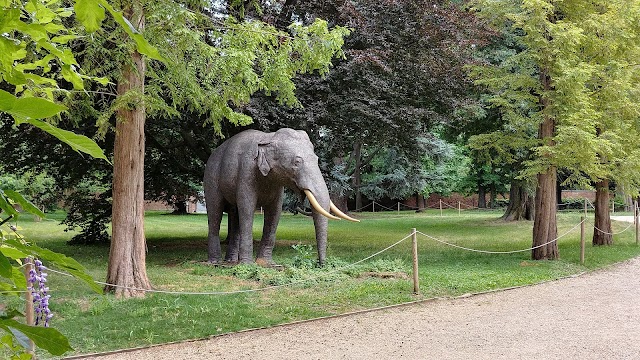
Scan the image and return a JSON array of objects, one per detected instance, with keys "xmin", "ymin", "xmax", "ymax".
[
  {"xmin": 1, "ymin": 0, "xmax": 166, "ymax": 355},
  {"xmin": 0, "ymin": 190, "xmax": 101, "ymax": 357},
  {"xmin": 470, "ymin": 0, "xmax": 640, "ymax": 191}
]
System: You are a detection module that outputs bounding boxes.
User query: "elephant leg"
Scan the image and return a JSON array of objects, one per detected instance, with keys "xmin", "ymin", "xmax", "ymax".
[
  {"xmin": 237, "ymin": 196, "xmax": 257, "ymax": 264},
  {"xmin": 206, "ymin": 193, "xmax": 224, "ymax": 264},
  {"xmin": 256, "ymin": 195, "xmax": 283, "ymax": 266},
  {"xmin": 224, "ymin": 205, "xmax": 240, "ymax": 263}
]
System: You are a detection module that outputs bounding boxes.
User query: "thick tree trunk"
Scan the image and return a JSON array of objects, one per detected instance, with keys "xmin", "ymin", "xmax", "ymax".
[
  {"xmin": 502, "ymin": 180, "xmax": 533, "ymax": 221},
  {"xmin": 416, "ymin": 193, "xmax": 426, "ymax": 210},
  {"xmin": 531, "ymin": 63, "xmax": 558, "ymax": 260},
  {"xmin": 532, "ymin": 66, "xmax": 558, "ymax": 260},
  {"xmin": 477, "ymin": 183, "xmax": 486, "ymax": 208},
  {"xmin": 592, "ymin": 179, "xmax": 613, "ymax": 246},
  {"xmin": 489, "ymin": 183, "xmax": 497, "ymax": 208},
  {"xmin": 105, "ymin": 3, "xmax": 151, "ymax": 297},
  {"xmin": 172, "ymin": 200, "xmax": 188, "ymax": 214},
  {"xmin": 352, "ymin": 142, "xmax": 363, "ymax": 211},
  {"xmin": 532, "ymin": 167, "xmax": 558, "ymax": 259}
]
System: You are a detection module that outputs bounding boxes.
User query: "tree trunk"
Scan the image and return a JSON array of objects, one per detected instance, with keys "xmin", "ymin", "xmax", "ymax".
[
  {"xmin": 105, "ymin": 2, "xmax": 151, "ymax": 297},
  {"xmin": 532, "ymin": 66, "xmax": 558, "ymax": 260},
  {"xmin": 489, "ymin": 183, "xmax": 497, "ymax": 208},
  {"xmin": 502, "ymin": 180, "xmax": 533, "ymax": 221},
  {"xmin": 172, "ymin": 200, "xmax": 188, "ymax": 214},
  {"xmin": 477, "ymin": 183, "xmax": 486, "ymax": 208},
  {"xmin": 416, "ymin": 193, "xmax": 425, "ymax": 211},
  {"xmin": 592, "ymin": 179, "xmax": 613, "ymax": 246},
  {"xmin": 532, "ymin": 166, "xmax": 558, "ymax": 259},
  {"xmin": 352, "ymin": 142, "xmax": 362, "ymax": 211}
]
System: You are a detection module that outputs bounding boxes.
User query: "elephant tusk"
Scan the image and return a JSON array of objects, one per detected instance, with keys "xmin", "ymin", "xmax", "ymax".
[
  {"xmin": 303, "ymin": 190, "xmax": 341, "ymax": 220},
  {"xmin": 330, "ymin": 201, "xmax": 360, "ymax": 222}
]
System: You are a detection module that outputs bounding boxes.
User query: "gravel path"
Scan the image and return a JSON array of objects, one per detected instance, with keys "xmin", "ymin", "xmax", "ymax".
[{"xmin": 75, "ymin": 255, "xmax": 640, "ymax": 360}]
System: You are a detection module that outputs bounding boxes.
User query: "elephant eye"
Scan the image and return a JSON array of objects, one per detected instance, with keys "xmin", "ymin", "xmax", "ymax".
[{"xmin": 293, "ymin": 156, "xmax": 303, "ymax": 167}]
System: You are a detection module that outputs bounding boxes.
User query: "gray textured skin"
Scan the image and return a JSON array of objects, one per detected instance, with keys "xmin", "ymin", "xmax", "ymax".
[{"xmin": 203, "ymin": 128, "xmax": 331, "ymax": 266}]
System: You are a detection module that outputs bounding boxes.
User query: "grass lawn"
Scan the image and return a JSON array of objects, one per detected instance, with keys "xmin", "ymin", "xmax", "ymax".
[{"xmin": 8, "ymin": 209, "xmax": 640, "ymax": 358}]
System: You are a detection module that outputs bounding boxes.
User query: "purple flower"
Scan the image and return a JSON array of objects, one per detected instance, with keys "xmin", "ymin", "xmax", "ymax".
[{"xmin": 26, "ymin": 258, "xmax": 53, "ymax": 327}]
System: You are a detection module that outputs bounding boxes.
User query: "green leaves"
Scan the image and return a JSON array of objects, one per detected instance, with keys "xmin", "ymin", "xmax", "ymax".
[
  {"xmin": 0, "ymin": 320, "xmax": 73, "ymax": 355},
  {"xmin": 75, "ymin": 0, "xmax": 165, "ymax": 62},
  {"xmin": 0, "ymin": 90, "xmax": 108, "ymax": 161},
  {"xmin": 0, "ymin": 90, "xmax": 66, "ymax": 120},
  {"xmin": 26, "ymin": 119, "xmax": 109, "ymax": 162},
  {"xmin": 75, "ymin": 0, "xmax": 105, "ymax": 32},
  {"xmin": 2, "ymin": 190, "xmax": 46, "ymax": 219}
]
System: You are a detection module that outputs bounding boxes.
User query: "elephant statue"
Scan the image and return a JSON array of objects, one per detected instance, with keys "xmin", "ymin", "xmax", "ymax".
[{"xmin": 203, "ymin": 128, "xmax": 359, "ymax": 266}]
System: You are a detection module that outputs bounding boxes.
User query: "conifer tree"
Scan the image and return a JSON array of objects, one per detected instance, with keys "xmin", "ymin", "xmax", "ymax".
[{"xmin": 471, "ymin": 0, "xmax": 640, "ymax": 258}]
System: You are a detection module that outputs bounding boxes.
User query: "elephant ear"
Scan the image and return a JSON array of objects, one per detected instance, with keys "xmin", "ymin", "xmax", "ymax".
[{"xmin": 256, "ymin": 143, "xmax": 271, "ymax": 176}]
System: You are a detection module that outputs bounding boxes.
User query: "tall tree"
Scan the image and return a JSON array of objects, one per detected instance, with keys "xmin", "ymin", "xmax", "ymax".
[
  {"xmin": 471, "ymin": 0, "xmax": 640, "ymax": 258},
  {"xmin": 245, "ymin": 0, "xmax": 490, "ymax": 209},
  {"xmin": 76, "ymin": 0, "xmax": 350, "ymax": 297},
  {"xmin": 106, "ymin": 0, "xmax": 150, "ymax": 296}
]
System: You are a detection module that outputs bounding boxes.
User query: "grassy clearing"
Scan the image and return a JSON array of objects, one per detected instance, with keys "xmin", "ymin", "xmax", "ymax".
[{"xmin": 8, "ymin": 209, "xmax": 640, "ymax": 358}]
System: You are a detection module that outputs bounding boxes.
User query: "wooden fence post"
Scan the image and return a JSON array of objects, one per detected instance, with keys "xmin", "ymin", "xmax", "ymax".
[
  {"xmin": 636, "ymin": 205, "xmax": 639, "ymax": 246},
  {"xmin": 580, "ymin": 217, "xmax": 585, "ymax": 265},
  {"xmin": 398, "ymin": 202, "xmax": 400, "ymax": 213},
  {"xmin": 372, "ymin": 202, "xmax": 375, "ymax": 213},
  {"xmin": 411, "ymin": 228, "xmax": 419, "ymax": 295},
  {"xmin": 458, "ymin": 201, "xmax": 461, "ymax": 216},
  {"xmin": 584, "ymin": 198, "xmax": 587, "ymax": 218},
  {"xmin": 439, "ymin": 199, "xmax": 443, "ymax": 217}
]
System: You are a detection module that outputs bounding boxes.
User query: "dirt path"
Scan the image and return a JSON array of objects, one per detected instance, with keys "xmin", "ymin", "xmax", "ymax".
[{"xmin": 74, "ymin": 255, "xmax": 640, "ymax": 360}]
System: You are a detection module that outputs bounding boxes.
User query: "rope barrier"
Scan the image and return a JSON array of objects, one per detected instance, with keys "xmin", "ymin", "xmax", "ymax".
[
  {"xmin": 41, "ymin": 214, "xmax": 602, "ymax": 297},
  {"xmin": 46, "ymin": 233, "xmax": 413, "ymax": 296},
  {"xmin": 371, "ymin": 201, "xmax": 398, "ymax": 212},
  {"xmin": 442, "ymin": 202, "xmax": 459, "ymax": 210},
  {"xmin": 584, "ymin": 219, "xmax": 634, "ymax": 235},
  {"xmin": 415, "ymin": 219, "xmax": 585, "ymax": 254}
]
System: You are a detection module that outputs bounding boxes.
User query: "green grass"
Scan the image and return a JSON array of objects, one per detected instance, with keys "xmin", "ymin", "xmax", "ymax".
[{"xmin": 8, "ymin": 209, "xmax": 640, "ymax": 358}]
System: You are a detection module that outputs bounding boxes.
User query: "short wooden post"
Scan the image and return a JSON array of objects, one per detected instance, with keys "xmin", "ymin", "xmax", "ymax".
[
  {"xmin": 458, "ymin": 201, "xmax": 461, "ymax": 216},
  {"xmin": 372, "ymin": 201, "xmax": 375, "ymax": 213},
  {"xmin": 612, "ymin": 199, "xmax": 615, "ymax": 213},
  {"xmin": 398, "ymin": 202, "xmax": 401, "ymax": 213},
  {"xmin": 411, "ymin": 228, "xmax": 419, "ymax": 295},
  {"xmin": 580, "ymin": 217, "xmax": 585, "ymax": 265},
  {"xmin": 439, "ymin": 199, "xmax": 443, "ymax": 217},
  {"xmin": 584, "ymin": 198, "xmax": 587, "ymax": 218},
  {"xmin": 24, "ymin": 258, "xmax": 35, "ymax": 354},
  {"xmin": 260, "ymin": 207, "xmax": 263, "ymax": 214},
  {"xmin": 633, "ymin": 206, "xmax": 640, "ymax": 246}
]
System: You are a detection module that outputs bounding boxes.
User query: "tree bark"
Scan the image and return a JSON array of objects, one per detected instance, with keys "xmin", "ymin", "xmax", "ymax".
[
  {"xmin": 592, "ymin": 179, "xmax": 613, "ymax": 246},
  {"xmin": 532, "ymin": 67, "xmax": 558, "ymax": 260},
  {"xmin": 477, "ymin": 182, "xmax": 486, "ymax": 208},
  {"xmin": 172, "ymin": 200, "xmax": 188, "ymax": 214},
  {"xmin": 489, "ymin": 183, "xmax": 497, "ymax": 208},
  {"xmin": 105, "ymin": 2, "xmax": 151, "ymax": 297},
  {"xmin": 502, "ymin": 180, "xmax": 533, "ymax": 221},
  {"xmin": 416, "ymin": 193, "xmax": 425, "ymax": 211},
  {"xmin": 532, "ymin": 166, "xmax": 558, "ymax": 259}
]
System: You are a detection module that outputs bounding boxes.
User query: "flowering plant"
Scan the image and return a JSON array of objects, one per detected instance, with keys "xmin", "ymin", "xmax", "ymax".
[
  {"xmin": 27, "ymin": 259, "xmax": 53, "ymax": 327},
  {"xmin": 1, "ymin": 189, "xmax": 101, "ymax": 358}
]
